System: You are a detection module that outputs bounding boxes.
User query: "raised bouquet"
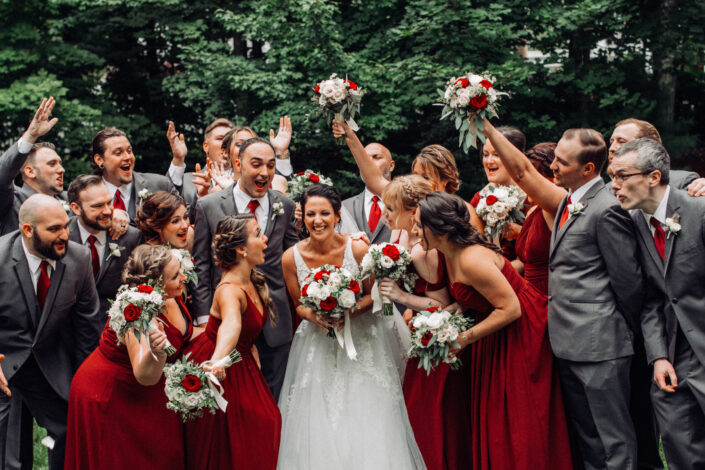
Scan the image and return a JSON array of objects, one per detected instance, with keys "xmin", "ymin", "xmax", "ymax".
[
  {"xmin": 437, "ymin": 72, "xmax": 506, "ymax": 152},
  {"xmin": 359, "ymin": 243, "xmax": 417, "ymax": 316},
  {"xmin": 300, "ymin": 264, "xmax": 361, "ymax": 359},
  {"xmin": 107, "ymin": 283, "xmax": 175, "ymax": 356},
  {"xmin": 312, "ymin": 74, "xmax": 364, "ymax": 144},
  {"xmin": 409, "ymin": 306, "xmax": 473, "ymax": 375},
  {"xmin": 287, "ymin": 169, "xmax": 334, "ymax": 202},
  {"xmin": 163, "ymin": 350, "xmax": 242, "ymax": 422},
  {"xmin": 475, "ymin": 184, "xmax": 527, "ymax": 239},
  {"xmin": 171, "ymin": 248, "xmax": 197, "ymax": 285}
]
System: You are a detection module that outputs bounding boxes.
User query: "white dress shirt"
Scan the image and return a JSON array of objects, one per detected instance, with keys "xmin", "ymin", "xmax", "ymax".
[
  {"xmin": 17, "ymin": 138, "xmax": 33, "ymax": 154},
  {"xmin": 103, "ymin": 178, "xmax": 133, "ymax": 209},
  {"xmin": 569, "ymin": 175, "xmax": 604, "ymax": 204},
  {"xmin": 363, "ymin": 187, "xmax": 385, "ymax": 223},
  {"xmin": 641, "ymin": 185, "xmax": 671, "ymax": 235},
  {"xmin": 233, "ymin": 181, "xmax": 269, "ymax": 233},
  {"xmin": 76, "ymin": 219, "xmax": 107, "ymax": 268},
  {"xmin": 21, "ymin": 239, "xmax": 56, "ymax": 293}
]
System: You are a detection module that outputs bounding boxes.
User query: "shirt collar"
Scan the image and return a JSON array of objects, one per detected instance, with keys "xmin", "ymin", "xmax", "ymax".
[
  {"xmin": 21, "ymin": 238, "xmax": 57, "ymax": 274},
  {"xmin": 570, "ymin": 175, "xmax": 603, "ymax": 203},
  {"xmin": 103, "ymin": 178, "xmax": 132, "ymax": 200},
  {"xmin": 234, "ymin": 181, "xmax": 268, "ymax": 209},
  {"xmin": 641, "ymin": 185, "xmax": 671, "ymax": 226},
  {"xmin": 364, "ymin": 187, "xmax": 385, "ymax": 208},
  {"xmin": 76, "ymin": 219, "xmax": 107, "ymax": 246}
]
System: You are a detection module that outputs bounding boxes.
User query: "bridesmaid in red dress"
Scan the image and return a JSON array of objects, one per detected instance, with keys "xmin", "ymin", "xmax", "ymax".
[
  {"xmin": 375, "ymin": 175, "xmax": 471, "ymax": 470},
  {"xmin": 184, "ymin": 215, "xmax": 281, "ymax": 470},
  {"xmin": 65, "ymin": 244, "xmax": 193, "ymax": 470},
  {"xmin": 416, "ymin": 192, "xmax": 573, "ymax": 470}
]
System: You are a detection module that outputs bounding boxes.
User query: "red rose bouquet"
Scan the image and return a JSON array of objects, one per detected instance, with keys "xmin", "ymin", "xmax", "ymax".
[
  {"xmin": 474, "ymin": 184, "xmax": 527, "ymax": 239},
  {"xmin": 437, "ymin": 72, "xmax": 507, "ymax": 152},
  {"xmin": 409, "ymin": 306, "xmax": 474, "ymax": 375},
  {"xmin": 359, "ymin": 243, "xmax": 417, "ymax": 316},
  {"xmin": 312, "ymin": 73, "xmax": 364, "ymax": 144},
  {"xmin": 287, "ymin": 169, "xmax": 334, "ymax": 202}
]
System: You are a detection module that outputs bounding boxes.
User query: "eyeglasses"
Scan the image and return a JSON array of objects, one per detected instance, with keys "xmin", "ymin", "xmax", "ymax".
[{"xmin": 611, "ymin": 171, "xmax": 651, "ymax": 184}]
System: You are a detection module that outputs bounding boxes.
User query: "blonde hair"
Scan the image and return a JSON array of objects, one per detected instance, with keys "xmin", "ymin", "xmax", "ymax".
[
  {"xmin": 122, "ymin": 244, "xmax": 172, "ymax": 287},
  {"xmin": 382, "ymin": 174, "xmax": 434, "ymax": 211},
  {"xmin": 411, "ymin": 145, "xmax": 460, "ymax": 193}
]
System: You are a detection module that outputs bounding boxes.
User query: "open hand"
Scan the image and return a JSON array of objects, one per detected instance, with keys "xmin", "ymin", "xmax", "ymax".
[
  {"xmin": 22, "ymin": 97, "xmax": 59, "ymax": 144},
  {"xmin": 167, "ymin": 121, "xmax": 187, "ymax": 165},
  {"xmin": 192, "ymin": 162, "xmax": 212, "ymax": 198},
  {"xmin": 270, "ymin": 116, "xmax": 292, "ymax": 154},
  {"xmin": 208, "ymin": 158, "xmax": 234, "ymax": 190},
  {"xmin": 653, "ymin": 358, "xmax": 678, "ymax": 393},
  {"xmin": 0, "ymin": 354, "xmax": 11, "ymax": 397}
]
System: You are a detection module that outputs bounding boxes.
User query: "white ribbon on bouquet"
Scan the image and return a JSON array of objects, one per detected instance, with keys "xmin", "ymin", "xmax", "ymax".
[{"xmin": 333, "ymin": 310, "xmax": 358, "ymax": 361}]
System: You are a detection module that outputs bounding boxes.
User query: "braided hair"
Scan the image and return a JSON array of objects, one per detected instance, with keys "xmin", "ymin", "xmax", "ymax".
[
  {"xmin": 212, "ymin": 214, "xmax": 276, "ymax": 325},
  {"xmin": 136, "ymin": 191, "xmax": 188, "ymax": 244},
  {"xmin": 382, "ymin": 174, "xmax": 433, "ymax": 212},
  {"xmin": 411, "ymin": 145, "xmax": 460, "ymax": 194},
  {"xmin": 122, "ymin": 244, "xmax": 173, "ymax": 287}
]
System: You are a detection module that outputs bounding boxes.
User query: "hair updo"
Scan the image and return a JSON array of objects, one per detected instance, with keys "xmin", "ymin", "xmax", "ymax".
[
  {"xmin": 418, "ymin": 192, "xmax": 500, "ymax": 252},
  {"xmin": 136, "ymin": 191, "xmax": 188, "ymax": 243},
  {"xmin": 122, "ymin": 244, "xmax": 173, "ymax": 287},
  {"xmin": 300, "ymin": 184, "xmax": 342, "ymax": 215},
  {"xmin": 212, "ymin": 214, "xmax": 276, "ymax": 324},
  {"xmin": 526, "ymin": 142, "xmax": 556, "ymax": 179},
  {"xmin": 411, "ymin": 145, "xmax": 460, "ymax": 194},
  {"xmin": 382, "ymin": 174, "xmax": 433, "ymax": 211}
]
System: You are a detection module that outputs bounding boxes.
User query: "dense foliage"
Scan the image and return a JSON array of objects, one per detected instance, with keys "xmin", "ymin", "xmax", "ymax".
[{"xmin": 1, "ymin": 0, "xmax": 703, "ymax": 199}]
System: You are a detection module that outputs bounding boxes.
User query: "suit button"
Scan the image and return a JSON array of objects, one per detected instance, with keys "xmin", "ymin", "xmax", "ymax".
[
  {"xmin": 12, "ymin": 364, "xmax": 17, "ymax": 370},
  {"xmin": 672, "ymin": 298, "xmax": 678, "ymax": 304},
  {"xmin": 548, "ymin": 295, "xmax": 552, "ymax": 301}
]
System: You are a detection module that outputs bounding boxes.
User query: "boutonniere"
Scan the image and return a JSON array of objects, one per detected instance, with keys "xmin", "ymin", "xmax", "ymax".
[
  {"xmin": 61, "ymin": 200, "xmax": 71, "ymax": 214},
  {"xmin": 567, "ymin": 201, "xmax": 584, "ymax": 216},
  {"xmin": 137, "ymin": 188, "xmax": 150, "ymax": 201},
  {"xmin": 664, "ymin": 213, "xmax": 681, "ymax": 238},
  {"xmin": 108, "ymin": 242, "xmax": 124, "ymax": 259},
  {"xmin": 271, "ymin": 200, "xmax": 284, "ymax": 221}
]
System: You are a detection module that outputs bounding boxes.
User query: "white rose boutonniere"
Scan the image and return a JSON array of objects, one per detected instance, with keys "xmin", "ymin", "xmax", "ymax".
[
  {"xmin": 108, "ymin": 242, "xmax": 124, "ymax": 259},
  {"xmin": 567, "ymin": 201, "xmax": 584, "ymax": 217},
  {"xmin": 61, "ymin": 200, "xmax": 71, "ymax": 214},
  {"xmin": 664, "ymin": 213, "xmax": 681, "ymax": 239},
  {"xmin": 138, "ymin": 188, "xmax": 150, "ymax": 201},
  {"xmin": 271, "ymin": 200, "xmax": 284, "ymax": 221}
]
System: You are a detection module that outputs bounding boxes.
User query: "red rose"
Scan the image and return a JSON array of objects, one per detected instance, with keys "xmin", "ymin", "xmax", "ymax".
[
  {"xmin": 123, "ymin": 304, "xmax": 142, "ymax": 322},
  {"xmin": 381, "ymin": 244, "xmax": 400, "ymax": 261},
  {"xmin": 314, "ymin": 84, "xmax": 320, "ymax": 93},
  {"xmin": 313, "ymin": 270, "xmax": 329, "ymax": 281},
  {"xmin": 470, "ymin": 93, "xmax": 487, "ymax": 109},
  {"xmin": 309, "ymin": 173, "xmax": 320, "ymax": 183},
  {"xmin": 301, "ymin": 284, "xmax": 309, "ymax": 297},
  {"xmin": 479, "ymin": 79, "xmax": 493, "ymax": 90},
  {"xmin": 455, "ymin": 78, "xmax": 469, "ymax": 88},
  {"xmin": 320, "ymin": 296, "xmax": 337, "ymax": 311},
  {"xmin": 427, "ymin": 306, "xmax": 440, "ymax": 312},
  {"xmin": 421, "ymin": 332, "xmax": 433, "ymax": 346},
  {"xmin": 345, "ymin": 80, "xmax": 358, "ymax": 90},
  {"xmin": 181, "ymin": 374, "xmax": 203, "ymax": 392},
  {"xmin": 486, "ymin": 195, "xmax": 498, "ymax": 205},
  {"xmin": 137, "ymin": 285, "xmax": 153, "ymax": 293},
  {"xmin": 349, "ymin": 280, "xmax": 360, "ymax": 294},
  {"xmin": 297, "ymin": 171, "xmax": 305, "ymax": 176}
]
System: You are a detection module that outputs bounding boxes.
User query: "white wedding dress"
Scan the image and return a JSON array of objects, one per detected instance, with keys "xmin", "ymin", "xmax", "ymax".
[{"xmin": 277, "ymin": 237, "xmax": 426, "ymax": 470}]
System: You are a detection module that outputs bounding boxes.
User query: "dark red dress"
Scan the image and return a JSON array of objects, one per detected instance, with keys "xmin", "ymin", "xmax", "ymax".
[
  {"xmin": 184, "ymin": 290, "xmax": 281, "ymax": 470},
  {"xmin": 403, "ymin": 255, "xmax": 473, "ymax": 470},
  {"xmin": 450, "ymin": 259, "xmax": 573, "ymax": 470},
  {"xmin": 65, "ymin": 297, "xmax": 193, "ymax": 470},
  {"xmin": 514, "ymin": 208, "xmax": 550, "ymax": 295}
]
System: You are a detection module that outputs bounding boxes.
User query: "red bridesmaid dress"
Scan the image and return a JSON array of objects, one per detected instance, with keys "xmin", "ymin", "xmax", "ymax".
[
  {"xmin": 65, "ymin": 297, "xmax": 193, "ymax": 470},
  {"xmin": 514, "ymin": 207, "xmax": 550, "ymax": 295},
  {"xmin": 450, "ymin": 258, "xmax": 573, "ymax": 470},
  {"xmin": 403, "ymin": 254, "xmax": 473, "ymax": 470},
  {"xmin": 184, "ymin": 288, "xmax": 281, "ymax": 470}
]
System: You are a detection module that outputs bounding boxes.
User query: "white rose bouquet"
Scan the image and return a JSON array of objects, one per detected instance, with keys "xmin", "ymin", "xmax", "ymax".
[
  {"xmin": 300, "ymin": 264, "xmax": 361, "ymax": 359},
  {"xmin": 437, "ymin": 72, "xmax": 507, "ymax": 152},
  {"xmin": 107, "ymin": 283, "xmax": 176, "ymax": 356},
  {"xmin": 287, "ymin": 169, "xmax": 334, "ymax": 202},
  {"xmin": 409, "ymin": 306, "xmax": 473, "ymax": 375},
  {"xmin": 312, "ymin": 74, "xmax": 364, "ymax": 144},
  {"xmin": 475, "ymin": 184, "xmax": 527, "ymax": 240},
  {"xmin": 171, "ymin": 248, "xmax": 197, "ymax": 286},
  {"xmin": 359, "ymin": 243, "xmax": 417, "ymax": 316},
  {"xmin": 163, "ymin": 350, "xmax": 242, "ymax": 422}
]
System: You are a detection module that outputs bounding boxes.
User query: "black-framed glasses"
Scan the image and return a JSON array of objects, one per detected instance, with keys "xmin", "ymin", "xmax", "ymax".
[{"xmin": 612, "ymin": 171, "xmax": 651, "ymax": 184}]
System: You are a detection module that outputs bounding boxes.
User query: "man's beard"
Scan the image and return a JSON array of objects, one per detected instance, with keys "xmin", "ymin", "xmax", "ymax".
[
  {"xmin": 81, "ymin": 212, "xmax": 111, "ymax": 232},
  {"xmin": 32, "ymin": 234, "xmax": 67, "ymax": 260}
]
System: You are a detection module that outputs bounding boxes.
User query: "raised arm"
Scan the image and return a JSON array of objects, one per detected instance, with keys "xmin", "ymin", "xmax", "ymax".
[
  {"xmin": 270, "ymin": 116, "xmax": 294, "ymax": 177},
  {"xmin": 206, "ymin": 286, "xmax": 244, "ymax": 380},
  {"xmin": 483, "ymin": 119, "xmax": 566, "ymax": 216},
  {"xmin": 332, "ymin": 121, "xmax": 389, "ymax": 197}
]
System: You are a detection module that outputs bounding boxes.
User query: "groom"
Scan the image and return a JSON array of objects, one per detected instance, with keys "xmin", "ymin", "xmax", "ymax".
[{"xmin": 192, "ymin": 137, "xmax": 298, "ymax": 400}]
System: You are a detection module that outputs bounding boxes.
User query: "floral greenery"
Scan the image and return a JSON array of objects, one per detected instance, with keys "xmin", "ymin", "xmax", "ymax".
[
  {"xmin": 287, "ymin": 170, "xmax": 334, "ymax": 202},
  {"xmin": 163, "ymin": 354, "xmax": 220, "ymax": 422},
  {"xmin": 408, "ymin": 306, "xmax": 474, "ymax": 375},
  {"xmin": 299, "ymin": 264, "xmax": 360, "ymax": 336},
  {"xmin": 359, "ymin": 242, "xmax": 417, "ymax": 316}
]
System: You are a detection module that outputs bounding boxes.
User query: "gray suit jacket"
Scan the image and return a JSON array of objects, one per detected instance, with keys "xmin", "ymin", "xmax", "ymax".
[
  {"xmin": 126, "ymin": 171, "xmax": 179, "ymax": 223},
  {"xmin": 192, "ymin": 184, "xmax": 298, "ymax": 347},
  {"xmin": 342, "ymin": 190, "xmax": 392, "ymax": 244},
  {"xmin": 548, "ymin": 180, "xmax": 644, "ymax": 362},
  {"xmin": 670, "ymin": 169, "xmax": 699, "ymax": 191},
  {"xmin": 633, "ymin": 188, "xmax": 705, "ymax": 367},
  {"xmin": 67, "ymin": 218, "xmax": 142, "ymax": 327},
  {"xmin": 0, "ymin": 232, "xmax": 100, "ymax": 400}
]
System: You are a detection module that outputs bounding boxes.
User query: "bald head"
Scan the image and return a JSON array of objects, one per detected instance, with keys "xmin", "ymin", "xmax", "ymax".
[
  {"xmin": 364, "ymin": 142, "xmax": 395, "ymax": 181},
  {"xmin": 19, "ymin": 194, "xmax": 65, "ymax": 227},
  {"xmin": 19, "ymin": 194, "xmax": 70, "ymax": 259}
]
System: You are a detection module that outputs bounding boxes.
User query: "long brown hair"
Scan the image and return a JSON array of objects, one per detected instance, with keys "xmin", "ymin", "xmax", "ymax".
[
  {"xmin": 411, "ymin": 145, "xmax": 460, "ymax": 194},
  {"xmin": 136, "ymin": 191, "xmax": 188, "ymax": 244}
]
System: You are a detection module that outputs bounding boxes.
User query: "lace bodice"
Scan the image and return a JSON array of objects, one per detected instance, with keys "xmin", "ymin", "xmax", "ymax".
[{"xmin": 292, "ymin": 236, "xmax": 359, "ymax": 286}]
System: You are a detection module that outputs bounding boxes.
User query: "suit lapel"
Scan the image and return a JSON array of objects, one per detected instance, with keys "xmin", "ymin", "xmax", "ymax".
[
  {"xmin": 129, "ymin": 172, "xmax": 146, "ymax": 219},
  {"xmin": 12, "ymin": 237, "xmax": 40, "ymax": 329},
  {"xmin": 265, "ymin": 190, "xmax": 278, "ymax": 238},
  {"xmin": 353, "ymin": 192, "xmax": 371, "ymax": 238},
  {"xmin": 35, "ymin": 261, "xmax": 66, "ymax": 338},
  {"xmin": 550, "ymin": 181, "xmax": 604, "ymax": 258},
  {"xmin": 663, "ymin": 191, "xmax": 682, "ymax": 274},
  {"xmin": 68, "ymin": 219, "xmax": 81, "ymax": 244},
  {"xmin": 220, "ymin": 183, "xmax": 238, "ymax": 217},
  {"xmin": 96, "ymin": 234, "xmax": 115, "ymax": 284},
  {"xmin": 633, "ymin": 213, "xmax": 665, "ymax": 270}
]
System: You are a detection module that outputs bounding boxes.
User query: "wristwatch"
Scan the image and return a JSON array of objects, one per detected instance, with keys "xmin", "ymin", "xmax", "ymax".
[{"xmin": 276, "ymin": 149, "xmax": 290, "ymax": 160}]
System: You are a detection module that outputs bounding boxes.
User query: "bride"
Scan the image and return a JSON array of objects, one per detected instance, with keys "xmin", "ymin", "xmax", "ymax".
[{"xmin": 277, "ymin": 184, "xmax": 426, "ymax": 469}]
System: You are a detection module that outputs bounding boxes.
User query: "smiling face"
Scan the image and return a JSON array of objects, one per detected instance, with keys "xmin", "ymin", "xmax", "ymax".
[
  {"xmin": 381, "ymin": 195, "xmax": 413, "ymax": 232},
  {"xmin": 25, "ymin": 147, "xmax": 65, "ymax": 195},
  {"xmin": 161, "ymin": 255, "xmax": 186, "ymax": 299},
  {"xmin": 413, "ymin": 208, "xmax": 440, "ymax": 251},
  {"xmin": 303, "ymin": 195, "xmax": 340, "ymax": 240},
  {"xmin": 72, "ymin": 183, "xmax": 113, "ymax": 232},
  {"xmin": 235, "ymin": 141, "xmax": 276, "ymax": 199},
  {"xmin": 482, "ymin": 140, "xmax": 512, "ymax": 185},
  {"xmin": 156, "ymin": 205, "xmax": 190, "ymax": 249},
  {"xmin": 24, "ymin": 203, "xmax": 70, "ymax": 260},
  {"xmin": 204, "ymin": 124, "xmax": 233, "ymax": 164},
  {"xmin": 609, "ymin": 123, "xmax": 640, "ymax": 163},
  {"xmin": 550, "ymin": 137, "xmax": 592, "ymax": 191},
  {"xmin": 94, "ymin": 136, "xmax": 135, "ymax": 186},
  {"xmin": 243, "ymin": 218, "xmax": 268, "ymax": 266}
]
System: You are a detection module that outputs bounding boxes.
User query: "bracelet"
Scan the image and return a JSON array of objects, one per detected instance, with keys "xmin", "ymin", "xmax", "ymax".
[{"xmin": 276, "ymin": 149, "xmax": 290, "ymax": 160}]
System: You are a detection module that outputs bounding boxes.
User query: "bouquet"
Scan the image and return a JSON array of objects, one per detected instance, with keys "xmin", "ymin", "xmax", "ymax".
[
  {"xmin": 359, "ymin": 243, "xmax": 417, "ymax": 316},
  {"xmin": 312, "ymin": 74, "xmax": 364, "ymax": 144},
  {"xmin": 107, "ymin": 283, "xmax": 175, "ymax": 356},
  {"xmin": 409, "ymin": 306, "xmax": 473, "ymax": 375},
  {"xmin": 437, "ymin": 72, "xmax": 507, "ymax": 152},
  {"xmin": 164, "ymin": 350, "xmax": 242, "ymax": 422},
  {"xmin": 287, "ymin": 170, "xmax": 334, "ymax": 202},
  {"xmin": 475, "ymin": 184, "xmax": 527, "ymax": 239},
  {"xmin": 171, "ymin": 248, "xmax": 197, "ymax": 285},
  {"xmin": 299, "ymin": 264, "xmax": 361, "ymax": 359}
]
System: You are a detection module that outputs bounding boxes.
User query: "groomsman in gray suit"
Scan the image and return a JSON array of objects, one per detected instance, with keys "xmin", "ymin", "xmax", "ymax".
[
  {"xmin": 612, "ymin": 138, "xmax": 705, "ymax": 469},
  {"xmin": 341, "ymin": 142, "xmax": 395, "ymax": 244},
  {"xmin": 192, "ymin": 137, "xmax": 298, "ymax": 399},
  {"xmin": 0, "ymin": 195, "xmax": 100, "ymax": 470},
  {"xmin": 548, "ymin": 128, "xmax": 644, "ymax": 470}
]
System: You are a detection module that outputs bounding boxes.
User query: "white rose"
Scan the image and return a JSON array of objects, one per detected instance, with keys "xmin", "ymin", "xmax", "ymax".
[
  {"xmin": 413, "ymin": 316, "xmax": 428, "ymax": 329},
  {"xmin": 426, "ymin": 313, "xmax": 444, "ymax": 329},
  {"xmin": 449, "ymin": 96, "xmax": 459, "ymax": 109},
  {"xmin": 338, "ymin": 289, "xmax": 356, "ymax": 309},
  {"xmin": 446, "ymin": 326, "xmax": 459, "ymax": 341},
  {"xmin": 327, "ymin": 272, "xmax": 342, "ymax": 288},
  {"xmin": 380, "ymin": 256, "xmax": 394, "ymax": 269},
  {"xmin": 444, "ymin": 87, "xmax": 452, "ymax": 101},
  {"xmin": 492, "ymin": 201, "xmax": 507, "ymax": 215},
  {"xmin": 440, "ymin": 311, "xmax": 451, "ymax": 321},
  {"xmin": 485, "ymin": 212, "xmax": 499, "ymax": 226},
  {"xmin": 317, "ymin": 285, "xmax": 331, "ymax": 301},
  {"xmin": 332, "ymin": 89, "xmax": 346, "ymax": 103},
  {"xmin": 318, "ymin": 95, "xmax": 327, "ymax": 106},
  {"xmin": 476, "ymin": 199, "xmax": 487, "ymax": 213},
  {"xmin": 321, "ymin": 84, "xmax": 336, "ymax": 98},
  {"xmin": 493, "ymin": 187, "xmax": 509, "ymax": 199},
  {"xmin": 184, "ymin": 394, "xmax": 200, "ymax": 408},
  {"xmin": 437, "ymin": 330, "xmax": 449, "ymax": 343},
  {"xmin": 305, "ymin": 283, "xmax": 320, "ymax": 299},
  {"xmin": 468, "ymin": 74, "xmax": 483, "ymax": 87},
  {"xmin": 456, "ymin": 88, "xmax": 471, "ymax": 107}
]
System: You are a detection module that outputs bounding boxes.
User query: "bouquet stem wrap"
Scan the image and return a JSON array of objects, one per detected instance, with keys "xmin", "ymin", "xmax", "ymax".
[
  {"xmin": 203, "ymin": 372, "xmax": 228, "ymax": 413},
  {"xmin": 333, "ymin": 310, "xmax": 357, "ymax": 361},
  {"xmin": 371, "ymin": 279, "xmax": 393, "ymax": 316}
]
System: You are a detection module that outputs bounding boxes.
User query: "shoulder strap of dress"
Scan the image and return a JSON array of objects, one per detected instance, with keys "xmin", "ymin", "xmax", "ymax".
[
  {"xmin": 292, "ymin": 242, "xmax": 307, "ymax": 271},
  {"xmin": 343, "ymin": 235, "xmax": 356, "ymax": 264}
]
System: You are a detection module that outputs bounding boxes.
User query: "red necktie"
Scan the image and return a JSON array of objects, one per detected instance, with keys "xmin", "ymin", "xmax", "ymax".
[
  {"xmin": 559, "ymin": 196, "xmax": 572, "ymax": 229},
  {"xmin": 113, "ymin": 189, "xmax": 126, "ymax": 211},
  {"xmin": 248, "ymin": 200, "xmax": 260, "ymax": 222},
  {"xmin": 650, "ymin": 217, "xmax": 665, "ymax": 261},
  {"xmin": 88, "ymin": 235, "xmax": 100, "ymax": 277},
  {"xmin": 37, "ymin": 261, "xmax": 51, "ymax": 312},
  {"xmin": 368, "ymin": 195, "xmax": 382, "ymax": 233}
]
